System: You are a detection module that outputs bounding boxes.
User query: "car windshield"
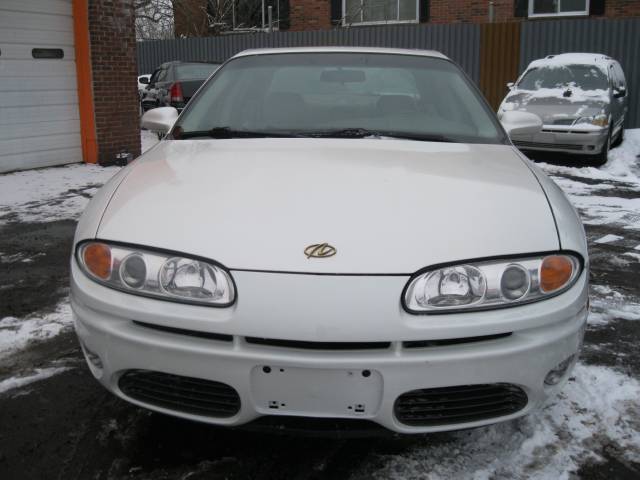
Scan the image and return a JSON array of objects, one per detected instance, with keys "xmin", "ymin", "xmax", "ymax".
[
  {"xmin": 175, "ymin": 52, "xmax": 506, "ymax": 144},
  {"xmin": 175, "ymin": 63, "xmax": 220, "ymax": 80},
  {"xmin": 518, "ymin": 64, "xmax": 609, "ymax": 91}
]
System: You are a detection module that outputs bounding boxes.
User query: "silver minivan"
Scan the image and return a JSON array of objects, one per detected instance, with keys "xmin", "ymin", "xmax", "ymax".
[{"xmin": 498, "ymin": 53, "xmax": 628, "ymax": 165}]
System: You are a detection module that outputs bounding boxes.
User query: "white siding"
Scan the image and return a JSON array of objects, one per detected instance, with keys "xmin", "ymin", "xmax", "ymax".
[{"xmin": 0, "ymin": 0, "xmax": 82, "ymax": 173}]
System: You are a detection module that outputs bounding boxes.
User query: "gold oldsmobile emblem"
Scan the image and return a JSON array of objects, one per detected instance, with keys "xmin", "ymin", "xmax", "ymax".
[{"xmin": 304, "ymin": 243, "xmax": 337, "ymax": 259}]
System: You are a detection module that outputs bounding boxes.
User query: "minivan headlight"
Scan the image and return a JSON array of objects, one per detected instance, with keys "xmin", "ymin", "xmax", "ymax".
[
  {"xmin": 77, "ymin": 241, "xmax": 235, "ymax": 306},
  {"xmin": 403, "ymin": 253, "xmax": 582, "ymax": 314},
  {"xmin": 575, "ymin": 114, "xmax": 609, "ymax": 128}
]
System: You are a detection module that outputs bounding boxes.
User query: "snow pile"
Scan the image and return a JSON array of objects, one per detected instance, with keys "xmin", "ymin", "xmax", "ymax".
[
  {"xmin": 361, "ymin": 364, "xmax": 640, "ymax": 480},
  {"xmin": 0, "ymin": 366, "xmax": 71, "ymax": 395},
  {"xmin": 0, "ymin": 301, "xmax": 73, "ymax": 359}
]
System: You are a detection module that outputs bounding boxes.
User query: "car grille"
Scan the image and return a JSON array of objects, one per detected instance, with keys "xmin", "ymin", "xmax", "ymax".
[
  {"xmin": 394, "ymin": 383, "xmax": 527, "ymax": 426},
  {"xmin": 552, "ymin": 118, "xmax": 576, "ymax": 126},
  {"xmin": 129, "ymin": 322, "xmax": 511, "ymax": 352},
  {"xmin": 118, "ymin": 370, "xmax": 241, "ymax": 418},
  {"xmin": 244, "ymin": 337, "xmax": 391, "ymax": 350},
  {"xmin": 513, "ymin": 140, "xmax": 584, "ymax": 151}
]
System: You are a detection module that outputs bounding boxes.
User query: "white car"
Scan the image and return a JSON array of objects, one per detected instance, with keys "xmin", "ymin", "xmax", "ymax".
[
  {"xmin": 137, "ymin": 74, "xmax": 151, "ymax": 99},
  {"xmin": 72, "ymin": 47, "xmax": 588, "ymax": 434}
]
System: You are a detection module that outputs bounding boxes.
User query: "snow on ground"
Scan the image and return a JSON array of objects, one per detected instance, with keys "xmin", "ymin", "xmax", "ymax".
[
  {"xmin": 594, "ymin": 234, "xmax": 624, "ymax": 244},
  {"xmin": 0, "ymin": 300, "xmax": 72, "ymax": 359},
  {"xmin": 538, "ymin": 129, "xmax": 640, "ymax": 230},
  {"xmin": 0, "ymin": 366, "xmax": 71, "ymax": 395},
  {"xmin": 539, "ymin": 129, "xmax": 640, "ymax": 185},
  {"xmin": 360, "ymin": 364, "xmax": 640, "ymax": 480},
  {"xmin": 0, "ymin": 131, "xmax": 160, "ymax": 226},
  {"xmin": 589, "ymin": 285, "xmax": 640, "ymax": 325},
  {"xmin": 0, "ymin": 164, "xmax": 120, "ymax": 225}
]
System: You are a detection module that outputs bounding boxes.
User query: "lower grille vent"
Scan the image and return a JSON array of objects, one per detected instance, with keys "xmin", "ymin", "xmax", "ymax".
[
  {"xmin": 394, "ymin": 383, "xmax": 527, "ymax": 426},
  {"xmin": 403, "ymin": 333, "xmax": 511, "ymax": 349},
  {"xmin": 245, "ymin": 337, "xmax": 391, "ymax": 350},
  {"xmin": 513, "ymin": 140, "xmax": 584, "ymax": 151},
  {"xmin": 119, "ymin": 370, "xmax": 240, "ymax": 418}
]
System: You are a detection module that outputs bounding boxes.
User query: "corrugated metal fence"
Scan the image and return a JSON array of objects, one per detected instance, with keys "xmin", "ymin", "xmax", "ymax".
[
  {"xmin": 137, "ymin": 24, "xmax": 481, "ymax": 83},
  {"xmin": 521, "ymin": 17, "xmax": 640, "ymax": 130},
  {"xmin": 137, "ymin": 17, "xmax": 640, "ymax": 127}
]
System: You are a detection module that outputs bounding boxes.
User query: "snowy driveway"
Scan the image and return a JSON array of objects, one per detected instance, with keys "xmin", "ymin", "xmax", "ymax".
[{"xmin": 0, "ymin": 131, "xmax": 639, "ymax": 479}]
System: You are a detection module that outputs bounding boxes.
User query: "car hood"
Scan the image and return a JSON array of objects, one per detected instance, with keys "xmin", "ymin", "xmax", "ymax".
[
  {"xmin": 97, "ymin": 138, "xmax": 559, "ymax": 274},
  {"xmin": 502, "ymin": 89, "xmax": 609, "ymax": 124}
]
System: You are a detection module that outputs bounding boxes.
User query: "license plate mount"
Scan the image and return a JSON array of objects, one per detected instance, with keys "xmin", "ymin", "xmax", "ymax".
[{"xmin": 250, "ymin": 365, "xmax": 383, "ymax": 418}]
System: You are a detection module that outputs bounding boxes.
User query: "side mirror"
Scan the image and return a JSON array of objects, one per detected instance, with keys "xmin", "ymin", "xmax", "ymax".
[
  {"xmin": 139, "ymin": 76, "xmax": 149, "ymax": 85},
  {"xmin": 500, "ymin": 111, "xmax": 542, "ymax": 137},
  {"xmin": 613, "ymin": 86, "xmax": 626, "ymax": 98},
  {"xmin": 141, "ymin": 107, "xmax": 179, "ymax": 134},
  {"xmin": 506, "ymin": 82, "xmax": 515, "ymax": 89}
]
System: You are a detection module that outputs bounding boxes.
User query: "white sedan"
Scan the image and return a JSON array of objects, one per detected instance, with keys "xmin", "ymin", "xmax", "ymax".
[{"xmin": 71, "ymin": 47, "xmax": 588, "ymax": 434}]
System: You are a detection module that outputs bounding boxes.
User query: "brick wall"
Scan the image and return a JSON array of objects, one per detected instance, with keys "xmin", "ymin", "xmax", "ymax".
[
  {"xmin": 290, "ymin": 0, "xmax": 332, "ymax": 31},
  {"xmin": 288, "ymin": 1, "xmax": 640, "ymax": 30},
  {"xmin": 88, "ymin": 0, "xmax": 140, "ymax": 164},
  {"xmin": 430, "ymin": 1, "xmax": 517, "ymax": 23},
  {"xmin": 606, "ymin": 0, "xmax": 640, "ymax": 17}
]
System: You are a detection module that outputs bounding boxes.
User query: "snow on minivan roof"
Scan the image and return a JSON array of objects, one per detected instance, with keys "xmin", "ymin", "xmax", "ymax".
[{"xmin": 527, "ymin": 53, "xmax": 612, "ymax": 72}]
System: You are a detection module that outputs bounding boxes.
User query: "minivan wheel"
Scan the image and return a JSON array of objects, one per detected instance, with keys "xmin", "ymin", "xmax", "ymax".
[
  {"xmin": 611, "ymin": 123, "xmax": 624, "ymax": 148},
  {"xmin": 591, "ymin": 128, "xmax": 611, "ymax": 167}
]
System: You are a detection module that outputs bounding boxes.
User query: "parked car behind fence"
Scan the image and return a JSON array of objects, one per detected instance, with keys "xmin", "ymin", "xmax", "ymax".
[{"xmin": 141, "ymin": 61, "xmax": 220, "ymax": 113}]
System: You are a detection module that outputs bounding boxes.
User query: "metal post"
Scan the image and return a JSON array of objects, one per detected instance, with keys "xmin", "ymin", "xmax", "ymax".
[
  {"xmin": 262, "ymin": 0, "xmax": 265, "ymax": 30},
  {"xmin": 268, "ymin": 6, "xmax": 273, "ymax": 33},
  {"xmin": 489, "ymin": 1, "xmax": 495, "ymax": 23},
  {"xmin": 232, "ymin": 0, "xmax": 236, "ymax": 30}
]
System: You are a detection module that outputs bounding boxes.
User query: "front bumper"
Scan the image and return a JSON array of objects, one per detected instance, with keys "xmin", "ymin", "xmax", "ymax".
[
  {"xmin": 511, "ymin": 126, "xmax": 608, "ymax": 156},
  {"xmin": 71, "ymin": 262, "xmax": 588, "ymax": 434}
]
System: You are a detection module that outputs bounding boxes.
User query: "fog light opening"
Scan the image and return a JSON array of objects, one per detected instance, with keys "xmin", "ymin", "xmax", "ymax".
[{"xmin": 544, "ymin": 354, "xmax": 577, "ymax": 386}]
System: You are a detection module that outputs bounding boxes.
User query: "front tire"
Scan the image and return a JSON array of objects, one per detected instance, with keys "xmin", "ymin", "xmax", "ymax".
[{"xmin": 591, "ymin": 127, "xmax": 611, "ymax": 167}]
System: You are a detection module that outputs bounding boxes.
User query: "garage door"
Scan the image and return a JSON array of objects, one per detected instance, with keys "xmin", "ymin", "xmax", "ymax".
[{"xmin": 0, "ymin": 0, "xmax": 82, "ymax": 173}]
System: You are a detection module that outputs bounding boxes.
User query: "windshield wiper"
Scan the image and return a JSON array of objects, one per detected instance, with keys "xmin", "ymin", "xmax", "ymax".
[
  {"xmin": 176, "ymin": 126, "xmax": 456, "ymax": 143},
  {"xmin": 301, "ymin": 128, "xmax": 456, "ymax": 143},
  {"xmin": 176, "ymin": 127, "xmax": 301, "ymax": 139}
]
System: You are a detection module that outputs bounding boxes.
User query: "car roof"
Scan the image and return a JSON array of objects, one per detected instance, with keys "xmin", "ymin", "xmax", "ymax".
[{"xmin": 232, "ymin": 46, "xmax": 449, "ymax": 60}]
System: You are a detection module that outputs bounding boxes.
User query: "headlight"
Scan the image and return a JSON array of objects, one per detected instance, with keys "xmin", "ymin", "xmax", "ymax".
[
  {"xmin": 77, "ymin": 241, "xmax": 235, "ymax": 306},
  {"xmin": 575, "ymin": 114, "xmax": 609, "ymax": 127},
  {"xmin": 403, "ymin": 253, "xmax": 582, "ymax": 314}
]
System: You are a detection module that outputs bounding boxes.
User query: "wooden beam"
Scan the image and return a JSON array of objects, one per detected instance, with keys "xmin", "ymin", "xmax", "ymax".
[{"xmin": 72, "ymin": 0, "xmax": 98, "ymax": 164}]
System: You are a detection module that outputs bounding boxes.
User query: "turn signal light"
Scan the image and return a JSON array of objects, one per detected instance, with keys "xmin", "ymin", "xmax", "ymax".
[
  {"xmin": 82, "ymin": 242, "xmax": 112, "ymax": 280},
  {"xmin": 540, "ymin": 255, "xmax": 574, "ymax": 293}
]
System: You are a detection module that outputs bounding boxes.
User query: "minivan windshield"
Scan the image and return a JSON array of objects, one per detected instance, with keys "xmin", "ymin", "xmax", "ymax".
[
  {"xmin": 518, "ymin": 64, "xmax": 609, "ymax": 91},
  {"xmin": 174, "ymin": 53, "xmax": 506, "ymax": 144}
]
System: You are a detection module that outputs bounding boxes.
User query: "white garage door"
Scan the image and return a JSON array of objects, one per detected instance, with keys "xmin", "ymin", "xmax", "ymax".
[{"xmin": 0, "ymin": 0, "xmax": 82, "ymax": 173}]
